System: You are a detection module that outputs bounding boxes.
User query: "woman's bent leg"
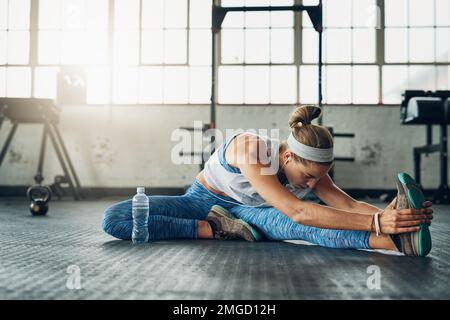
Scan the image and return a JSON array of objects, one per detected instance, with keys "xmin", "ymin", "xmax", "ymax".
[
  {"xmin": 102, "ymin": 184, "xmax": 215, "ymax": 241},
  {"xmin": 103, "ymin": 203, "xmax": 199, "ymax": 241},
  {"xmin": 229, "ymin": 205, "xmax": 371, "ymax": 249}
]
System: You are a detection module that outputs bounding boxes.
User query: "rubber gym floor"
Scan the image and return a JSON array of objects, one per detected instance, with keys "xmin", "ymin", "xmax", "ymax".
[{"xmin": 0, "ymin": 197, "xmax": 449, "ymax": 300}]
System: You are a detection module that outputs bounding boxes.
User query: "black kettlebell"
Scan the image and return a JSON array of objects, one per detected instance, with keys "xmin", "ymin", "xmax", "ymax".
[{"xmin": 27, "ymin": 185, "xmax": 52, "ymax": 216}]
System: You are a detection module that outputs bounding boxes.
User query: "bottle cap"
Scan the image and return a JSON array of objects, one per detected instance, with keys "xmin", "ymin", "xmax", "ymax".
[{"xmin": 137, "ymin": 187, "xmax": 145, "ymax": 193}]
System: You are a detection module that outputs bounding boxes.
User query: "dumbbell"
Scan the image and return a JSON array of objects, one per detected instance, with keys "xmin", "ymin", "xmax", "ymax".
[{"xmin": 26, "ymin": 185, "xmax": 52, "ymax": 216}]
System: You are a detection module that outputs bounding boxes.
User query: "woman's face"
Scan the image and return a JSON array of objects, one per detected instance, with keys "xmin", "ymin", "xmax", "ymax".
[{"xmin": 281, "ymin": 151, "xmax": 332, "ymax": 189}]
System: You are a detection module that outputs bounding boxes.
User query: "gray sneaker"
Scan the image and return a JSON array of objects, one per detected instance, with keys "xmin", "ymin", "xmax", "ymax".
[
  {"xmin": 206, "ymin": 205, "xmax": 261, "ymax": 242},
  {"xmin": 390, "ymin": 172, "xmax": 432, "ymax": 257}
]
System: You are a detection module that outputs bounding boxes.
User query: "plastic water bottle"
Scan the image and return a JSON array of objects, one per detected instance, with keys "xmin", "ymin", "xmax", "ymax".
[{"xmin": 132, "ymin": 187, "xmax": 149, "ymax": 244}]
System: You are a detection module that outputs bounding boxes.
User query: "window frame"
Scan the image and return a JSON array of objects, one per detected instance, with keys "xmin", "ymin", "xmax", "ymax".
[{"xmin": 0, "ymin": 0, "xmax": 448, "ymax": 106}]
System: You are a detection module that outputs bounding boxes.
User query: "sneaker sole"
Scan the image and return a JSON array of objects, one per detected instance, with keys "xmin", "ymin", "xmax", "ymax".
[
  {"xmin": 210, "ymin": 205, "xmax": 262, "ymax": 241},
  {"xmin": 397, "ymin": 172, "xmax": 432, "ymax": 257}
]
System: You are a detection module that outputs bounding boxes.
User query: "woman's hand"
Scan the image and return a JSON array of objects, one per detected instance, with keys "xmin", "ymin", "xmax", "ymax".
[{"xmin": 378, "ymin": 197, "xmax": 433, "ymax": 234}]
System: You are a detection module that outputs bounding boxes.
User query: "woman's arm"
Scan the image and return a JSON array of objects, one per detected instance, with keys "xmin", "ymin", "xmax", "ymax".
[
  {"xmin": 235, "ymin": 136, "xmax": 430, "ymax": 233},
  {"xmin": 239, "ymin": 161, "xmax": 374, "ymax": 231},
  {"xmin": 313, "ymin": 174, "xmax": 381, "ymax": 215}
]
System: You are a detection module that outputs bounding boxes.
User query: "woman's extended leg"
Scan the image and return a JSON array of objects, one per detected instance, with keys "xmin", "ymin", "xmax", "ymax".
[{"xmin": 229, "ymin": 205, "xmax": 374, "ymax": 249}]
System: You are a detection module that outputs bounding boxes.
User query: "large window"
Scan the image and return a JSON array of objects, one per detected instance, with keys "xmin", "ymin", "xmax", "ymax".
[
  {"xmin": 383, "ymin": 0, "xmax": 450, "ymax": 103},
  {"xmin": 0, "ymin": 0, "xmax": 31, "ymax": 97},
  {"xmin": 0, "ymin": 0, "xmax": 449, "ymax": 105}
]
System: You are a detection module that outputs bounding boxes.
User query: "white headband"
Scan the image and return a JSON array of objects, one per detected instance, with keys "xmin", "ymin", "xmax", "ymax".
[{"xmin": 287, "ymin": 132, "xmax": 334, "ymax": 163}]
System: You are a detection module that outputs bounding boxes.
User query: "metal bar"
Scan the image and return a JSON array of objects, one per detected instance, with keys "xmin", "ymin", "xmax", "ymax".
[
  {"xmin": 427, "ymin": 124, "xmax": 433, "ymax": 146},
  {"xmin": 333, "ymin": 133, "xmax": 356, "ymax": 138},
  {"xmin": 220, "ymin": 5, "xmax": 312, "ymax": 12},
  {"xmin": 51, "ymin": 123, "xmax": 83, "ymax": 196},
  {"xmin": 318, "ymin": 25, "xmax": 323, "ymax": 125},
  {"xmin": 0, "ymin": 123, "xmax": 18, "ymax": 168},
  {"xmin": 440, "ymin": 124, "xmax": 448, "ymax": 187},
  {"xmin": 414, "ymin": 145, "xmax": 441, "ymax": 153},
  {"xmin": 334, "ymin": 157, "xmax": 355, "ymax": 162},
  {"xmin": 414, "ymin": 148, "xmax": 422, "ymax": 185},
  {"xmin": 376, "ymin": 0, "xmax": 385, "ymax": 104},
  {"xmin": 35, "ymin": 125, "xmax": 48, "ymax": 185}
]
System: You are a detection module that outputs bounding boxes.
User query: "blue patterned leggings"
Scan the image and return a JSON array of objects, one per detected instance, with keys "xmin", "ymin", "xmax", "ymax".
[{"xmin": 102, "ymin": 179, "xmax": 371, "ymax": 249}]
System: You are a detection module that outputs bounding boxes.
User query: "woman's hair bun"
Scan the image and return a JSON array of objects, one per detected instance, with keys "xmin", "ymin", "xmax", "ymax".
[{"xmin": 288, "ymin": 105, "xmax": 323, "ymax": 129}]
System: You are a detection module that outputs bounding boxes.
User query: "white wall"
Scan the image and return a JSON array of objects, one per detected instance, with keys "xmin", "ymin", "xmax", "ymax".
[{"xmin": 0, "ymin": 104, "xmax": 446, "ymax": 190}]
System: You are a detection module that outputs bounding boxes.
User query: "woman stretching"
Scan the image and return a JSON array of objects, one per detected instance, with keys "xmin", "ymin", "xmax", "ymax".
[{"xmin": 102, "ymin": 105, "xmax": 433, "ymax": 257}]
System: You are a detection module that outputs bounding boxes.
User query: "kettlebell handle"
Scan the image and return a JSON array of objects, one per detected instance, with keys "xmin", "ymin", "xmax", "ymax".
[{"xmin": 27, "ymin": 185, "xmax": 52, "ymax": 202}]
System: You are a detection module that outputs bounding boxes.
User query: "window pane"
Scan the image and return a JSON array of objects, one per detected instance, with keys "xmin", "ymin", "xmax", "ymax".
[
  {"xmin": 61, "ymin": 30, "xmax": 85, "ymax": 64},
  {"xmin": 87, "ymin": 67, "xmax": 110, "ymax": 104},
  {"xmin": 141, "ymin": 30, "xmax": 164, "ymax": 64},
  {"xmin": 62, "ymin": 0, "xmax": 86, "ymax": 30},
  {"xmin": 0, "ymin": 31, "xmax": 6, "ymax": 64},
  {"xmin": 299, "ymin": 65, "xmax": 318, "ymax": 104},
  {"xmin": 244, "ymin": 66, "xmax": 269, "ymax": 104},
  {"xmin": 324, "ymin": 0, "xmax": 351, "ymax": 28},
  {"xmin": 271, "ymin": 66, "xmax": 296, "ymax": 104},
  {"xmin": 0, "ymin": 67, "xmax": 6, "ymax": 96},
  {"xmin": 38, "ymin": 31, "xmax": 61, "ymax": 64},
  {"xmin": 164, "ymin": 30, "xmax": 187, "ymax": 64},
  {"xmin": 353, "ymin": 28, "xmax": 375, "ymax": 63},
  {"xmin": 302, "ymin": 11, "xmax": 313, "ymax": 28},
  {"xmin": 142, "ymin": 0, "xmax": 164, "ymax": 29},
  {"xmin": 114, "ymin": 0, "xmax": 139, "ymax": 29},
  {"xmin": 8, "ymin": 0, "xmax": 30, "ymax": 30},
  {"xmin": 353, "ymin": 66, "xmax": 379, "ymax": 104},
  {"xmin": 409, "ymin": 0, "xmax": 434, "ymax": 27},
  {"xmin": 189, "ymin": 0, "xmax": 211, "ymax": 28},
  {"xmin": 87, "ymin": 0, "xmax": 108, "ymax": 30},
  {"xmin": 139, "ymin": 67, "xmax": 163, "ymax": 104},
  {"xmin": 189, "ymin": 29, "xmax": 211, "ymax": 66},
  {"xmin": 34, "ymin": 67, "xmax": 59, "ymax": 99},
  {"xmin": 114, "ymin": 31, "xmax": 139, "ymax": 66},
  {"xmin": 385, "ymin": 28, "xmax": 408, "ymax": 63},
  {"xmin": 302, "ymin": 28, "xmax": 318, "ymax": 63},
  {"xmin": 7, "ymin": 67, "xmax": 31, "ymax": 97},
  {"xmin": 164, "ymin": 67, "xmax": 188, "ymax": 103},
  {"xmin": 271, "ymin": 0, "xmax": 294, "ymax": 4},
  {"xmin": 436, "ymin": 0, "xmax": 450, "ymax": 26},
  {"xmin": 436, "ymin": 28, "xmax": 450, "ymax": 62},
  {"xmin": 39, "ymin": 0, "xmax": 61, "ymax": 29},
  {"xmin": 0, "ymin": 0, "xmax": 7, "ymax": 30},
  {"xmin": 409, "ymin": 28, "xmax": 434, "ymax": 62},
  {"xmin": 165, "ymin": 0, "xmax": 188, "ymax": 28},
  {"xmin": 408, "ymin": 65, "xmax": 436, "ymax": 91},
  {"xmin": 7, "ymin": 31, "xmax": 29, "ymax": 64},
  {"xmin": 382, "ymin": 65, "xmax": 408, "ymax": 104},
  {"xmin": 113, "ymin": 67, "xmax": 138, "ymax": 103},
  {"xmin": 326, "ymin": 66, "xmax": 351, "ymax": 104},
  {"xmin": 271, "ymin": 29, "xmax": 294, "ymax": 63},
  {"xmin": 353, "ymin": 0, "xmax": 378, "ymax": 28},
  {"xmin": 189, "ymin": 67, "xmax": 210, "ymax": 103},
  {"xmin": 219, "ymin": 66, "xmax": 244, "ymax": 104},
  {"xmin": 437, "ymin": 66, "xmax": 450, "ymax": 90},
  {"xmin": 271, "ymin": 12, "xmax": 293, "ymax": 28},
  {"xmin": 222, "ymin": 0, "xmax": 244, "ymax": 5},
  {"xmin": 325, "ymin": 29, "xmax": 351, "ymax": 63},
  {"xmin": 221, "ymin": 29, "xmax": 244, "ymax": 63},
  {"xmin": 245, "ymin": 29, "xmax": 270, "ymax": 63},
  {"xmin": 245, "ymin": 11, "xmax": 270, "ymax": 29},
  {"xmin": 86, "ymin": 31, "xmax": 108, "ymax": 65},
  {"xmin": 385, "ymin": 0, "xmax": 408, "ymax": 27},
  {"xmin": 221, "ymin": 0, "xmax": 244, "ymax": 28}
]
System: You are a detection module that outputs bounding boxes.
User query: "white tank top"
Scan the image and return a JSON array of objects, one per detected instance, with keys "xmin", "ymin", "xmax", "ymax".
[{"xmin": 203, "ymin": 132, "xmax": 312, "ymax": 207}]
